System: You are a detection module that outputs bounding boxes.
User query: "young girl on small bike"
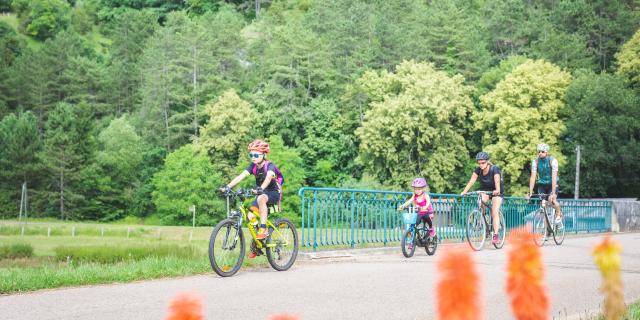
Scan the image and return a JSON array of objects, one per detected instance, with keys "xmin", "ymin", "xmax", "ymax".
[{"xmin": 398, "ymin": 178, "xmax": 436, "ymax": 239}]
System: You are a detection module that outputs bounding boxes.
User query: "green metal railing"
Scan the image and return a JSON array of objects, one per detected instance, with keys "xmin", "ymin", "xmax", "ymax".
[{"xmin": 298, "ymin": 187, "xmax": 613, "ymax": 250}]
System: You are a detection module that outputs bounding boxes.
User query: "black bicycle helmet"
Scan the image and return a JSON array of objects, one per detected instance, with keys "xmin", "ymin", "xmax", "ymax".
[{"xmin": 475, "ymin": 151, "xmax": 490, "ymax": 160}]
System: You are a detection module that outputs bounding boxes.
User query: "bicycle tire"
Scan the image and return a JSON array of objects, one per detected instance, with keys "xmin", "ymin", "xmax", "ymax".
[
  {"xmin": 493, "ymin": 211, "xmax": 506, "ymax": 249},
  {"xmin": 401, "ymin": 228, "xmax": 416, "ymax": 258},
  {"xmin": 466, "ymin": 209, "xmax": 486, "ymax": 251},
  {"xmin": 425, "ymin": 235, "xmax": 437, "ymax": 256},
  {"xmin": 553, "ymin": 215, "xmax": 565, "ymax": 245},
  {"xmin": 532, "ymin": 209, "xmax": 547, "ymax": 247},
  {"xmin": 266, "ymin": 218, "xmax": 299, "ymax": 271},
  {"xmin": 209, "ymin": 218, "xmax": 245, "ymax": 277}
]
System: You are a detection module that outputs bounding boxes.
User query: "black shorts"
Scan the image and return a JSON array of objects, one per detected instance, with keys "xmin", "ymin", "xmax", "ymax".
[
  {"xmin": 537, "ymin": 185, "xmax": 559, "ymax": 196},
  {"xmin": 415, "ymin": 213, "xmax": 433, "ymax": 227},
  {"xmin": 251, "ymin": 190, "xmax": 281, "ymax": 208}
]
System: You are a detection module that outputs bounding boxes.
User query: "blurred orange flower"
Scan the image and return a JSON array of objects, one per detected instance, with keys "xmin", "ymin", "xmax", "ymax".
[
  {"xmin": 437, "ymin": 246, "xmax": 481, "ymax": 320},
  {"xmin": 593, "ymin": 236, "xmax": 625, "ymax": 320},
  {"xmin": 506, "ymin": 228, "xmax": 549, "ymax": 320},
  {"xmin": 166, "ymin": 292, "xmax": 204, "ymax": 320}
]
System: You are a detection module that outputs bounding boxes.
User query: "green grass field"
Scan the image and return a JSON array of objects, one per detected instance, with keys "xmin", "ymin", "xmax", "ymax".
[{"xmin": 0, "ymin": 220, "xmax": 277, "ymax": 293}]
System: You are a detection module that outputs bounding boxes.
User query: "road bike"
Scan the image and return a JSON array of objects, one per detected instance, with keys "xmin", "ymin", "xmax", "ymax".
[
  {"xmin": 400, "ymin": 207, "xmax": 437, "ymax": 258},
  {"xmin": 208, "ymin": 188, "xmax": 298, "ymax": 277},
  {"xmin": 463, "ymin": 191, "xmax": 506, "ymax": 251},
  {"xmin": 529, "ymin": 193, "xmax": 565, "ymax": 246}
]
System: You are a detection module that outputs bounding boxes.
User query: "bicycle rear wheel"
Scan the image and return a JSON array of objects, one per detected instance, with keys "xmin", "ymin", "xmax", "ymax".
[
  {"xmin": 532, "ymin": 209, "xmax": 547, "ymax": 247},
  {"xmin": 425, "ymin": 234, "xmax": 437, "ymax": 256},
  {"xmin": 492, "ymin": 211, "xmax": 506, "ymax": 249},
  {"xmin": 266, "ymin": 218, "xmax": 299, "ymax": 271},
  {"xmin": 209, "ymin": 218, "xmax": 245, "ymax": 277},
  {"xmin": 553, "ymin": 215, "xmax": 565, "ymax": 245},
  {"xmin": 465, "ymin": 209, "xmax": 486, "ymax": 251},
  {"xmin": 401, "ymin": 228, "xmax": 416, "ymax": 258}
]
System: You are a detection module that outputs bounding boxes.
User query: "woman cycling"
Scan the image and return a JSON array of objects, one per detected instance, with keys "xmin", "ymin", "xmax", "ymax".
[{"xmin": 460, "ymin": 151, "xmax": 504, "ymax": 244}]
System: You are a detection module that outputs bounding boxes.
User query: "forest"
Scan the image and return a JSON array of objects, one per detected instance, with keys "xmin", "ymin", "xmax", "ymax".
[{"xmin": 0, "ymin": 0, "xmax": 638, "ymax": 225}]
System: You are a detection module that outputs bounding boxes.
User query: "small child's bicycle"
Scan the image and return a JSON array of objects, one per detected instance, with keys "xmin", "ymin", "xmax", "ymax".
[
  {"xmin": 208, "ymin": 188, "xmax": 298, "ymax": 277},
  {"xmin": 400, "ymin": 207, "xmax": 437, "ymax": 258}
]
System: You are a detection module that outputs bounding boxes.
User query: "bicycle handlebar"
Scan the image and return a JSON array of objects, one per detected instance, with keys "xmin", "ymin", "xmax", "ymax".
[
  {"xmin": 220, "ymin": 188, "xmax": 254, "ymax": 199},
  {"xmin": 462, "ymin": 191, "xmax": 492, "ymax": 196}
]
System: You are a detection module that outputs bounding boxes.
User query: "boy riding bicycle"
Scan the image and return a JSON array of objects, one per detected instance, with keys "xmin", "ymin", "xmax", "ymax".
[
  {"xmin": 398, "ymin": 178, "xmax": 436, "ymax": 247},
  {"xmin": 220, "ymin": 139, "xmax": 282, "ymax": 259}
]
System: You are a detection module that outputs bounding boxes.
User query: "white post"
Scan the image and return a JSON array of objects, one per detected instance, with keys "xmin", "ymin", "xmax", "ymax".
[
  {"xmin": 21, "ymin": 226, "xmax": 25, "ymax": 236},
  {"xmin": 101, "ymin": 227, "xmax": 104, "ymax": 237},
  {"xmin": 72, "ymin": 226, "xmax": 75, "ymax": 237},
  {"xmin": 47, "ymin": 227, "xmax": 51, "ymax": 237},
  {"xmin": 575, "ymin": 145, "xmax": 581, "ymax": 200},
  {"xmin": 190, "ymin": 205, "xmax": 196, "ymax": 228}
]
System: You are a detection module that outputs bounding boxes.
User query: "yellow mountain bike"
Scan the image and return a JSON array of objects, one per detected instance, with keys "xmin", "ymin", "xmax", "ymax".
[{"xmin": 208, "ymin": 188, "xmax": 298, "ymax": 277}]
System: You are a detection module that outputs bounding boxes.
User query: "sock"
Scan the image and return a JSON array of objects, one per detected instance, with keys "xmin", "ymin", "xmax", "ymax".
[{"xmin": 259, "ymin": 224, "xmax": 266, "ymax": 231}]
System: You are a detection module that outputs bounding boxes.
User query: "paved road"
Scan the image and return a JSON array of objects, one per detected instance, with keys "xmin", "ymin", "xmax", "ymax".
[{"xmin": 1, "ymin": 233, "xmax": 639, "ymax": 320}]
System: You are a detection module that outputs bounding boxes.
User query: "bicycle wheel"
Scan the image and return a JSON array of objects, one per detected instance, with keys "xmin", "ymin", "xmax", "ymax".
[
  {"xmin": 553, "ymin": 215, "xmax": 565, "ymax": 245},
  {"xmin": 532, "ymin": 209, "xmax": 547, "ymax": 247},
  {"xmin": 466, "ymin": 209, "xmax": 486, "ymax": 251},
  {"xmin": 266, "ymin": 218, "xmax": 299, "ymax": 271},
  {"xmin": 401, "ymin": 228, "xmax": 416, "ymax": 258},
  {"xmin": 425, "ymin": 234, "xmax": 437, "ymax": 256},
  {"xmin": 209, "ymin": 218, "xmax": 245, "ymax": 277},
  {"xmin": 492, "ymin": 211, "xmax": 506, "ymax": 249}
]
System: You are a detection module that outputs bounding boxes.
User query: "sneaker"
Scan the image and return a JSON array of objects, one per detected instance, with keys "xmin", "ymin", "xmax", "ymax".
[
  {"xmin": 407, "ymin": 244, "xmax": 413, "ymax": 250},
  {"xmin": 248, "ymin": 251, "xmax": 258, "ymax": 259},
  {"xmin": 492, "ymin": 234, "xmax": 499, "ymax": 244},
  {"xmin": 429, "ymin": 228, "xmax": 436, "ymax": 238},
  {"xmin": 256, "ymin": 228, "xmax": 269, "ymax": 240}
]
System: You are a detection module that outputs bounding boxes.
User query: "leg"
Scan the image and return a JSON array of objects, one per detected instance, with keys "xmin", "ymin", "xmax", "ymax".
[
  {"xmin": 549, "ymin": 193, "xmax": 563, "ymax": 219},
  {"xmin": 255, "ymin": 194, "xmax": 269, "ymax": 239},
  {"xmin": 491, "ymin": 196, "xmax": 502, "ymax": 235}
]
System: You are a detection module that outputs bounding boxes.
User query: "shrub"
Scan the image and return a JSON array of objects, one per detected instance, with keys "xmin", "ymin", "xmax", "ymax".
[
  {"xmin": 54, "ymin": 244, "xmax": 200, "ymax": 264},
  {"xmin": 0, "ymin": 243, "xmax": 34, "ymax": 259}
]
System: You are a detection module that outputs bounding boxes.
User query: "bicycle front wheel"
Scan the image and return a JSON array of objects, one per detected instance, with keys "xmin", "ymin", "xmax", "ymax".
[
  {"xmin": 532, "ymin": 209, "xmax": 547, "ymax": 247},
  {"xmin": 465, "ymin": 209, "xmax": 486, "ymax": 251},
  {"xmin": 266, "ymin": 218, "xmax": 299, "ymax": 271},
  {"xmin": 493, "ymin": 211, "xmax": 506, "ymax": 249},
  {"xmin": 553, "ymin": 215, "xmax": 565, "ymax": 245},
  {"xmin": 209, "ymin": 218, "xmax": 245, "ymax": 277},
  {"xmin": 401, "ymin": 228, "xmax": 416, "ymax": 258}
]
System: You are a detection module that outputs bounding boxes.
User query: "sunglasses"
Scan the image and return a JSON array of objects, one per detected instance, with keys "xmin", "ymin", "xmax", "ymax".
[
  {"xmin": 249, "ymin": 153, "xmax": 263, "ymax": 159},
  {"xmin": 538, "ymin": 151, "xmax": 547, "ymax": 154},
  {"xmin": 477, "ymin": 161, "xmax": 487, "ymax": 165}
]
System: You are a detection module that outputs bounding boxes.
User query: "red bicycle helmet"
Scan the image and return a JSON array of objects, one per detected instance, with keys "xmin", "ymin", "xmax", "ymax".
[{"xmin": 248, "ymin": 139, "xmax": 270, "ymax": 154}]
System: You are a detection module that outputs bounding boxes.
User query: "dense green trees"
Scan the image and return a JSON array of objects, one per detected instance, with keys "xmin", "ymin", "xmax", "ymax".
[
  {"xmin": 476, "ymin": 59, "xmax": 572, "ymax": 193},
  {"xmin": 0, "ymin": 0, "xmax": 638, "ymax": 223}
]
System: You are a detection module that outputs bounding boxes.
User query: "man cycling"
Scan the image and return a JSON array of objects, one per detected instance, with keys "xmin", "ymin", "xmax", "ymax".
[
  {"xmin": 461, "ymin": 151, "xmax": 504, "ymax": 244},
  {"xmin": 527, "ymin": 143, "xmax": 563, "ymax": 224},
  {"xmin": 220, "ymin": 139, "xmax": 281, "ymax": 258}
]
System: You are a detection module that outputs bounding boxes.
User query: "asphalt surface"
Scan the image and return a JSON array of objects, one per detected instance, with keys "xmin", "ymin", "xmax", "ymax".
[{"xmin": 1, "ymin": 233, "xmax": 639, "ymax": 320}]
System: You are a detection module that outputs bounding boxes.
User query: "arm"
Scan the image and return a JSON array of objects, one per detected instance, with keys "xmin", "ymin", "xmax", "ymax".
[
  {"xmin": 261, "ymin": 170, "xmax": 276, "ymax": 190},
  {"xmin": 461, "ymin": 172, "xmax": 478, "ymax": 195},
  {"xmin": 227, "ymin": 171, "xmax": 250, "ymax": 189},
  {"xmin": 528, "ymin": 171, "xmax": 536, "ymax": 198},
  {"xmin": 424, "ymin": 194, "xmax": 432, "ymax": 209},
  {"xmin": 493, "ymin": 172, "xmax": 501, "ymax": 195},
  {"xmin": 551, "ymin": 158, "xmax": 559, "ymax": 194},
  {"xmin": 398, "ymin": 198, "xmax": 413, "ymax": 210}
]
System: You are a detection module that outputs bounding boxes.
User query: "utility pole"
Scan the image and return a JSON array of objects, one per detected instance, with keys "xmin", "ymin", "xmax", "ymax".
[{"xmin": 574, "ymin": 145, "xmax": 580, "ymax": 199}]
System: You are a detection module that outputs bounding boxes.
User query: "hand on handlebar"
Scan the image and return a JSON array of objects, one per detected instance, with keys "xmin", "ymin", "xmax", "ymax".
[
  {"xmin": 525, "ymin": 192, "xmax": 532, "ymax": 200},
  {"xmin": 252, "ymin": 187, "xmax": 264, "ymax": 195},
  {"xmin": 219, "ymin": 185, "xmax": 231, "ymax": 193},
  {"xmin": 460, "ymin": 191, "xmax": 466, "ymax": 196},
  {"xmin": 492, "ymin": 190, "xmax": 500, "ymax": 196}
]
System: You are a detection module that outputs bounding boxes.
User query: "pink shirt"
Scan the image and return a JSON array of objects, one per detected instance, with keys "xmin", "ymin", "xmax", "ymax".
[{"xmin": 413, "ymin": 194, "xmax": 434, "ymax": 215}]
